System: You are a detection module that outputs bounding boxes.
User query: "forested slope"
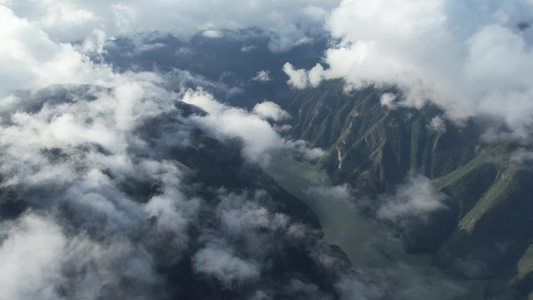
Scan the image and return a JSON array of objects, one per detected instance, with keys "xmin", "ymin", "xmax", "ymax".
[{"xmin": 283, "ymin": 80, "xmax": 533, "ymax": 298}]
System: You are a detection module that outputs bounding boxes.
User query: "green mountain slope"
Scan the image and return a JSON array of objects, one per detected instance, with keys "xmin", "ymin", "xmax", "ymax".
[{"xmin": 283, "ymin": 80, "xmax": 533, "ymax": 299}]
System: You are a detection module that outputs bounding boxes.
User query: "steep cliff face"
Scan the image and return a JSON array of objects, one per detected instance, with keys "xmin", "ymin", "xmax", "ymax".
[
  {"xmin": 286, "ymin": 80, "xmax": 482, "ymax": 191},
  {"xmin": 284, "ymin": 80, "xmax": 533, "ymax": 298}
]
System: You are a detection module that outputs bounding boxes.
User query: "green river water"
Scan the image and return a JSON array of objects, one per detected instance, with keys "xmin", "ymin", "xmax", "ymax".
[{"xmin": 265, "ymin": 154, "xmax": 487, "ymax": 300}]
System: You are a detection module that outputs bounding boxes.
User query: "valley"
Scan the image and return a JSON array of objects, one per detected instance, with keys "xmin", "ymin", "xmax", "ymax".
[
  {"xmin": 277, "ymin": 80, "xmax": 533, "ymax": 299},
  {"xmin": 265, "ymin": 153, "xmax": 486, "ymax": 299}
]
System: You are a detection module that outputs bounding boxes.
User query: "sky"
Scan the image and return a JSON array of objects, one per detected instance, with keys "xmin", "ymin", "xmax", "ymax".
[{"xmin": 1, "ymin": 0, "xmax": 533, "ymax": 299}]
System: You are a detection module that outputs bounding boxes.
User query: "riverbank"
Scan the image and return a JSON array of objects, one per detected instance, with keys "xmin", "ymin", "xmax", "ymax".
[{"xmin": 264, "ymin": 153, "xmax": 487, "ymax": 299}]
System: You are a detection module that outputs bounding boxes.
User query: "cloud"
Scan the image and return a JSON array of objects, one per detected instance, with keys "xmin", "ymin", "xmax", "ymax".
[
  {"xmin": 241, "ymin": 44, "xmax": 257, "ymax": 52},
  {"xmin": 0, "ymin": 213, "xmax": 65, "ymax": 300},
  {"xmin": 252, "ymin": 70, "xmax": 271, "ymax": 82},
  {"xmin": 189, "ymin": 189, "xmax": 336, "ymax": 294},
  {"xmin": 510, "ymin": 147, "xmax": 533, "ymax": 162},
  {"xmin": 426, "ymin": 116, "xmax": 447, "ymax": 134},
  {"xmin": 283, "ymin": 62, "xmax": 327, "ymax": 89},
  {"xmin": 377, "ymin": 174, "xmax": 447, "ymax": 222},
  {"xmin": 0, "ymin": 1, "xmax": 494, "ymax": 297},
  {"xmin": 3, "ymin": 0, "xmax": 340, "ymax": 52},
  {"xmin": 0, "ymin": 212, "xmax": 164, "ymax": 299},
  {"xmin": 0, "ymin": 5, "xmax": 113, "ymax": 94},
  {"xmin": 287, "ymin": 0, "xmax": 533, "ymax": 138},
  {"xmin": 181, "ymin": 89, "xmax": 285, "ymax": 165},
  {"xmin": 181, "ymin": 88, "xmax": 323, "ymax": 166},
  {"xmin": 252, "ymin": 101, "xmax": 290, "ymax": 121},
  {"xmin": 380, "ymin": 92, "xmax": 398, "ymax": 109},
  {"xmin": 285, "ymin": 279, "xmax": 334, "ymax": 300},
  {"xmin": 0, "ymin": 70, "xmax": 355, "ymax": 298},
  {"xmin": 60, "ymin": 234, "xmax": 164, "ymax": 299},
  {"xmin": 202, "ymin": 30, "xmax": 224, "ymax": 38},
  {"xmin": 307, "ymin": 183, "xmax": 354, "ymax": 205},
  {"xmin": 143, "ymin": 161, "xmax": 201, "ymax": 240},
  {"xmin": 0, "ymin": 74, "xmax": 200, "ymax": 240},
  {"xmin": 308, "ymin": 63, "xmax": 325, "ymax": 87},
  {"xmin": 0, "ymin": 82, "xmax": 218, "ymax": 296},
  {"xmin": 283, "ymin": 62, "xmax": 309, "ymax": 89},
  {"xmin": 193, "ymin": 240, "xmax": 261, "ymax": 288}
]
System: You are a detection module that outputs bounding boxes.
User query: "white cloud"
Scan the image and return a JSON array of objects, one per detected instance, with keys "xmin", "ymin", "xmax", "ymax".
[
  {"xmin": 181, "ymin": 89, "xmax": 285, "ymax": 165},
  {"xmin": 181, "ymin": 89, "xmax": 323, "ymax": 166},
  {"xmin": 252, "ymin": 70, "xmax": 271, "ymax": 82},
  {"xmin": 307, "ymin": 183, "xmax": 353, "ymax": 205},
  {"xmin": 0, "ymin": 214, "xmax": 160, "ymax": 299},
  {"xmin": 3, "ymin": 0, "xmax": 340, "ymax": 52},
  {"xmin": 0, "ymin": 5, "xmax": 113, "ymax": 94},
  {"xmin": 308, "ymin": 63, "xmax": 324, "ymax": 87},
  {"xmin": 241, "ymin": 44, "xmax": 256, "ymax": 52},
  {"xmin": 216, "ymin": 191, "xmax": 290, "ymax": 238},
  {"xmin": 283, "ymin": 62, "xmax": 309, "ymax": 89},
  {"xmin": 0, "ymin": 213, "xmax": 65, "ymax": 300},
  {"xmin": 427, "ymin": 116, "xmax": 447, "ymax": 134},
  {"xmin": 252, "ymin": 101, "xmax": 290, "ymax": 121},
  {"xmin": 0, "ymin": 1, "xmax": 497, "ymax": 297},
  {"xmin": 202, "ymin": 30, "xmax": 224, "ymax": 38},
  {"xmin": 193, "ymin": 240, "xmax": 261, "ymax": 287},
  {"xmin": 377, "ymin": 175, "xmax": 447, "ymax": 222},
  {"xmin": 510, "ymin": 148, "xmax": 533, "ymax": 162},
  {"xmin": 0, "ymin": 78, "xmax": 199, "ymax": 297},
  {"xmin": 144, "ymin": 161, "xmax": 201, "ymax": 238},
  {"xmin": 380, "ymin": 93, "xmax": 398, "ymax": 109},
  {"xmin": 60, "ymin": 232, "xmax": 163, "ymax": 299},
  {"xmin": 287, "ymin": 0, "xmax": 533, "ymax": 138}
]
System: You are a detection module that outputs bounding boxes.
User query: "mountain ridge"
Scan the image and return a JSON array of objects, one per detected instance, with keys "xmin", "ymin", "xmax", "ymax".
[{"xmin": 282, "ymin": 80, "xmax": 533, "ymax": 299}]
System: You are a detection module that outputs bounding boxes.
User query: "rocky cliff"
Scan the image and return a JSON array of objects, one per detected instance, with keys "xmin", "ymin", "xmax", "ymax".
[{"xmin": 283, "ymin": 80, "xmax": 533, "ymax": 299}]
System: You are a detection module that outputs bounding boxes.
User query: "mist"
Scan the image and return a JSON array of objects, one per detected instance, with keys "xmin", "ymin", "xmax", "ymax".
[{"xmin": 1, "ymin": 1, "xmax": 530, "ymax": 299}]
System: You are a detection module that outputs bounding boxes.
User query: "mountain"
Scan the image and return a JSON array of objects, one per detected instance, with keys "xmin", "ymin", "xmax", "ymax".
[
  {"xmin": 103, "ymin": 31, "xmax": 327, "ymax": 109},
  {"xmin": 0, "ymin": 85, "xmax": 358, "ymax": 299},
  {"xmin": 2, "ymin": 29, "xmax": 529, "ymax": 299},
  {"xmin": 282, "ymin": 79, "xmax": 533, "ymax": 299}
]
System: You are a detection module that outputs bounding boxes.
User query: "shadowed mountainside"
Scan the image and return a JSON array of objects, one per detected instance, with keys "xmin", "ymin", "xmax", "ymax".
[{"xmin": 283, "ymin": 80, "xmax": 533, "ymax": 299}]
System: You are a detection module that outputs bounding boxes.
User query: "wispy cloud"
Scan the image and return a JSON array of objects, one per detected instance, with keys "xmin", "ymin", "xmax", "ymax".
[
  {"xmin": 377, "ymin": 174, "xmax": 448, "ymax": 223},
  {"xmin": 181, "ymin": 88, "xmax": 323, "ymax": 166}
]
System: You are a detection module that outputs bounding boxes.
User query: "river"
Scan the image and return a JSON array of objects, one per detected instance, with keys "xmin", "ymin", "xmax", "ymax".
[{"xmin": 265, "ymin": 154, "xmax": 487, "ymax": 300}]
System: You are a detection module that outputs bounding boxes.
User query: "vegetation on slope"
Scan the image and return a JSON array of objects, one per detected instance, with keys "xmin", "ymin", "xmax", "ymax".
[{"xmin": 283, "ymin": 80, "xmax": 533, "ymax": 298}]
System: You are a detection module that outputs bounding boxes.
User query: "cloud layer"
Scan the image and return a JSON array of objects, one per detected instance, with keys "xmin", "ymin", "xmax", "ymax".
[
  {"xmin": 2, "ymin": 1, "xmax": 339, "ymax": 52},
  {"xmin": 0, "ymin": 0, "xmax": 515, "ymax": 298},
  {"xmin": 181, "ymin": 89, "xmax": 322, "ymax": 166},
  {"xmin": 0, "ymin": 3, "xmax": 351, "ymax": 297},
  {"xmin": 0, "ymin": 75, "xmax": 355, "ymax": 298},
  {"xmin": 0, "ymin": 5, "xmax": 114, "ymax": 94},
  {"xmin": 284, "ymin": 0, "xmax": 533, "ymax": 138}
]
